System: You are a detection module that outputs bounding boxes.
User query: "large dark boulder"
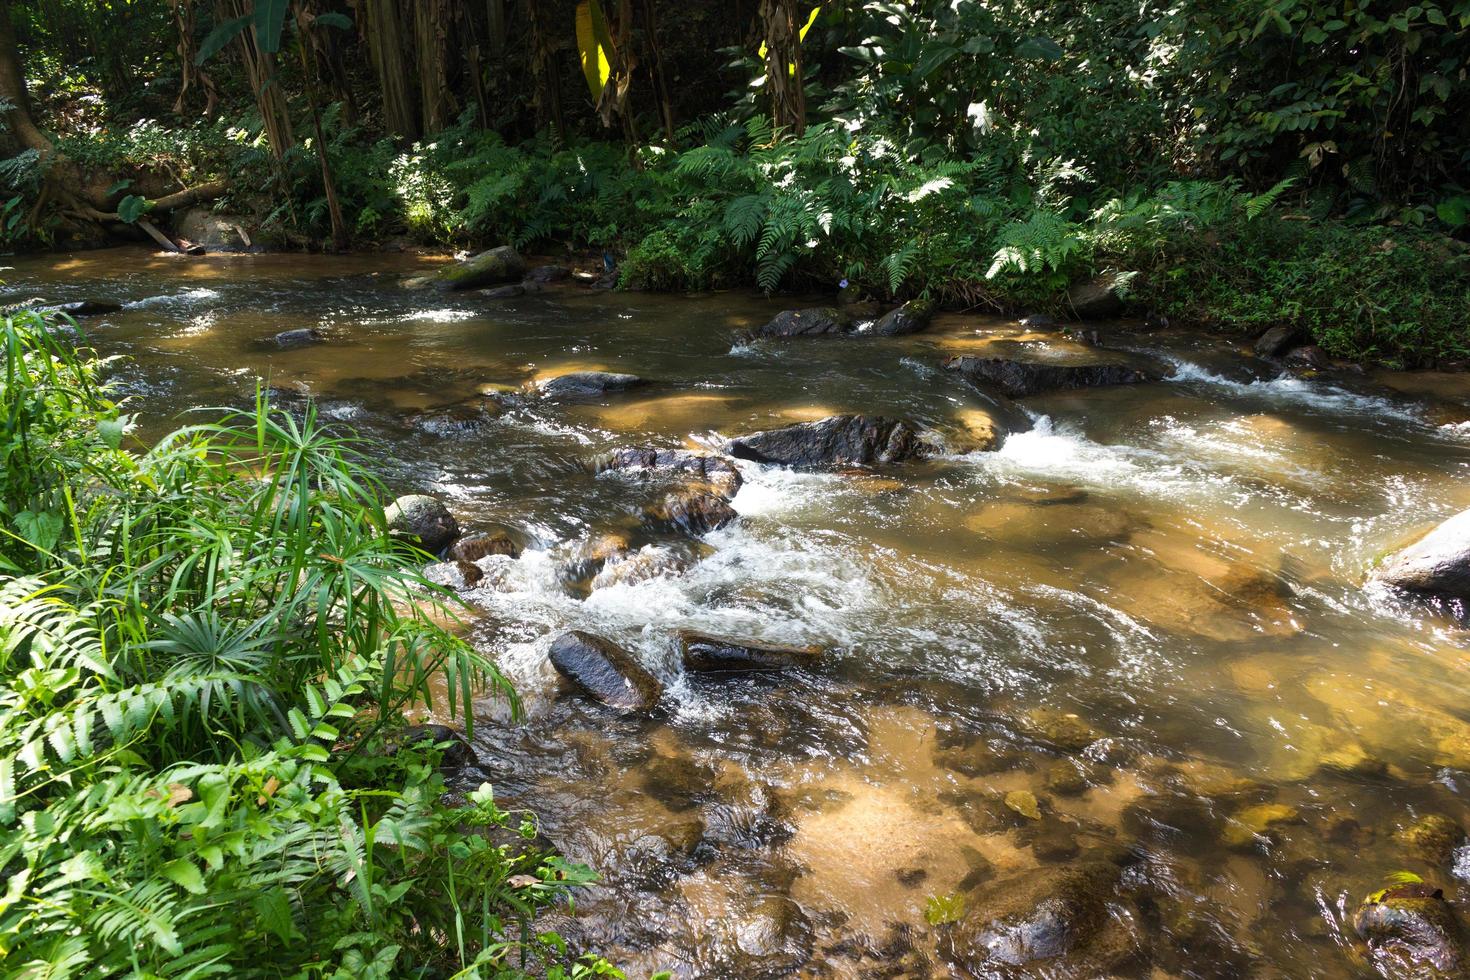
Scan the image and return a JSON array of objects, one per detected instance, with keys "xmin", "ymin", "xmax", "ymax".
[
  {"xmin": 754, "ymin": 307, "xmax": 852, "ymax": 338},
  {"xmin": 385, "ymin": 494, "xmax": 460, "ymax": 553},
  {"xmin": 1065, "ymin": 274, "xmax": 1126, "ymax": 318},
  {"xmin": 434, "ymin": 245, "xmax": 527, "ymax": 290},
  {"xmin": 945, "ymin": 355, "xmax": 1150, "ymax": 398},
  {"xmin": 595, "ymin": 447, "xmax": 743, "ymax": 497},
  {"xmin": 547, "ymin": 630, "xmax": 662, "ymax": 714},
  {"xmin": 678, "ymin": 631, "xmax": 823, "ymax": 672},
  {"xmin": 728, "ymin": 415, "xmax": 925, "ymax": 469},
  {"xmin": 1354, "ymin": 881, "xmax": 1465, "ymax": 976},
  {"xmin": 944, "ymin": 860, "xmax": 1138, "ymax": 972},
  {"xmin": 1374, "ymin": 509, "xmax": 1470, "ymax": 600},
  {"xmin": 1254, "ymin": 325, "xmax": 1307, "ymax": 358},
  {"xmin": 872, "ymin": 299, "xmax": 935, "ymax": 336},
  {"xmin": 535, "ymin": 371, "xmax": 647, "ymax": 399}
]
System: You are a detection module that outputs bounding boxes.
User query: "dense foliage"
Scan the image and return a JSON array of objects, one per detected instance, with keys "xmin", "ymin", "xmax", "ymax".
[
  {"xmin": 0, "ymin": 311, "xmax": 620, "ymax": 978},
  {"xmin": 1, "ymin": 0, "xmax": 1468, "ymax": 355}
]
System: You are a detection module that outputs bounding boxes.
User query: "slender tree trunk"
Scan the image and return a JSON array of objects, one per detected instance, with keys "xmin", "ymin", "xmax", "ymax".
[
  {"xmin": 638, "ymin": 0, "xmax": 675, "ymax": 142},
  {"xmin": 0, "ymin": 0, "xmax": 52, "ymax": 153},
  {"xmin": 413, "ymin": 0, "xmax": 453, "ymax": 135},
  {"xmin": 524, "ymin": 0, "xmax": 564, "ymax": 142},
  {"xmin": 170, "ymin": 0, "xmax": 221, "ymax": 118},
  {"xmin": 759, "ymin": 0, "xmax": 805, "ymax": 137},
  {"xmin": 364, "ymin": 0, "xmax": 418, "ymax": 139},
  {"xmin": 459, "ymin": 3, "xmax": 490, "ymax": 129},
  {"xmin": 307, "ymin": 0, "xmax": 358, "ymax": 125},
  {"xmin": 296, "ymin": 5, "xmax": 348, "ymax": 249},
  {"xmin": 219, "ymin": 0, "xmax": 295, "ymax": 160},
  {"xmin": 486, "ymin": 0, "xmax": 506, "ymax": 59}
]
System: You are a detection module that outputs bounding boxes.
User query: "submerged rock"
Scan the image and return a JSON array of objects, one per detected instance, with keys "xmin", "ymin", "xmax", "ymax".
[
  {"xmin": 535, "ymin": 371, "xmax": 648, "ymax": 399},
  {"xmin": 547, "ymin": 630, "xmax": 662, "ymax": 714},
  {"xmin": 646, "ymin": 489, "xmax": 738, "ymax": 536},
  {"xmin": 272, "ymin": 327, "xmax": 323, "ymax": 349},
  {"xmin": 1284, "ymin": 344, "xmax": 1332, "ymax": 370},
  {"xmin": 1065, "ymin": 274, "xmax": 1127, "ymax": 318},
  {"xmin": 944, "ymin": 859, "xmax": 1135, "ymax": 971},
  {"xmin": 386, "ymin": 494, "xmax": 460, "ymax": 553},
  {"xmin": 1374, "ymin": 508, "xmax": 1470, "ymax": 601},
  {"xmin": 1018, "ymin": 707, "xmax": 1104, "ymax": 752},
  {"xmin": 595, "ymin": 447, "xmax": 743, "ymax": 497},
  {"xmin": 1395, "ymin": 814, "xmax": 1466, "ymax": 867},
  {"xmin": 728, "ymin": 415, "xmax": 926, "ymax": 469},
  {"xmin": 872, "ymin": 299, "xmax": 935, "ymax": 336},
  {"xmin": 754, "ymin": 307, "xmax": 852, "ymax": 338},
  {"xmin": 434, "ymin": 245, "xmax": 526, "ymax": 290},
  {"xmin": 423, "ymin": 559, "xmax": 483, "ymax": 591},
  {"xmin": 678, "ymin": 631, "xmax": 823, "ymax": 672},
  {"xmin": 480, "ymin": 284, "xmax": 525, "ymax": 299},
  {"xmin": 449, "ymin": 529, "xmax": 525, "ymax": 562},
  {"xmin": 945, "ymin": 355, "xmax": 1150, "ymax": 398},
  {"xmin": 1353, "ymin": 881, "xmax": 1465, "ymax": 976}
]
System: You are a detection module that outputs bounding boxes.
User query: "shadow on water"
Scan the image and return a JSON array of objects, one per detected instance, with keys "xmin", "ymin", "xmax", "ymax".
[{"xmin": 10, "ymin": 246, "xmax": 1470, "ymax": 977}]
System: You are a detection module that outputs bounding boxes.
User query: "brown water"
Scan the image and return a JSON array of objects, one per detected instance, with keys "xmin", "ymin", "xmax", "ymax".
[{"xmin": 8, "ymin": 247, "xmax": 1470, "ymax": 978}]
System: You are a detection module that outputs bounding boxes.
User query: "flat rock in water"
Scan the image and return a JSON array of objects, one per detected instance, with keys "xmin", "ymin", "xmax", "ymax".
[
  {"xmin": 1254, "ymin": 325, "xmax": 1306, "ymax": 358},
  {"xmin": 481, "ymin": 284, "xmax": 525, "ymax": 299},
  {"xmin": 536, "ymin": 371, "xmax": 647, "ymax": 399},
  {"xmin": 678, "ymin": 631, "xmax": 823, "ymax": 672},
  {"xmin": 44, "ymin": 299, "xmax": 123, "ymax": 317},
  {"xmin": 754, "ymin": 307, "xmax": 852, "ymax": 338},
  {"xmin": 1374, "ymin": 508, "xmax": 1470, "ymax": 600},
  {"xmin": 945, "ymin": 355, "xmax": 1150, "ymax": 397},
  {"xmin": 547, "ymin": 630, "xmax": 662, "ymax": 713},
  {"xmin": 728, "ymin": 415, "xmax": 926, "ymax": 469},
  {"xmin": 273, "ymin": 328, "xmax": 323, "ymax": 349},
  {"xmin": 871, "ymin": 299, "xmax": 935, "ymax": 336},
  {"xmin": 525, "ymin": 264, "xmax": 572, "ymax": 282},
  {"xmin": 434, "ymin": 245, "xmax": 526, "ymax": 290},
  {"xmin": 595, "ymin": 447, "xmax": 743, "ymax": 496}
]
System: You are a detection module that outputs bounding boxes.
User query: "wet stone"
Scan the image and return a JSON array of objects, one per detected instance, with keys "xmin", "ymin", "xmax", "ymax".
[
  {"xmin": 678, "ymin": 630, "xmax": 824, "ymax": 673},
  {"xmin": 754, "ymin": 307, "xmax": 852, "ymax": 338},
  {"xmin": 44, "ymin": 299, "xmax": 123, "ymax": 317},
  {"xmin": 1254, "ymin": 324, "xmax": 1307, "ymax": 358},
  {"xmin": 871, "ymin": 298, "xmax": 935, "ymax": 336},
  {"xmin": 423, "ymin": 559, "xmax": 483, "ymax": 591},
  {"xmin": 385, "ymin": 494, "xmax": 459, "ymax": 553},
  {"xmin": 1395, "ymin": 814, "xmax": 1466, "ymax": 867},
  {"xmin": 644, "ymin": 488, "xmax": 738, "ymax": 536},
  {"xmin": 536, "ymin": 371, "xmax": 648, "ymax": 400},
  {"xmin": 434, "ymin": 244, "xmax": 526, "ymax": 289},
  {"xmin": 524, "ymin": 264, "xmax": 572, "ymax": 283},
  {"xmin": 449, "ymin": 529, "xmax": 525, "ymax": 562},
  {"xmin": 1353, "ymin": 881, "xmax": 1466, "ymax": 977},
  {"xmin": 945, "ymin": 354, "xmax": 1151, "ymax": 398},
  {"xmin": 547, "ymin": 630, "xmax": 662, "ymax": 714},
  {"xmin": 1019, "ymin": 313, "xmax": 1058, "ymax": 328},
  {"xmin": 480, "ymin": 284, "xmax": 525, "ymax": 299},
  {"xmin": 1374, "ymin": 507, "xmax": 1470, "ymax": 601},
  {"xmin": 594, "ymin": 446, "xmax": 743, "ymax": 497},
  {"xmin": 1018, "ymin": 707, "xmax": 1104, "ymax": 752},
  {"xmin": 272, "ymin": 327, "xmax": 323, "ymax": 349},
  {"xmin": 728, "ymin": 415, "xmax": 926, "ymax": 469},
  {"xmin": 1044, "ymin": 758, "xmax": 1092, "ymax": 797}
]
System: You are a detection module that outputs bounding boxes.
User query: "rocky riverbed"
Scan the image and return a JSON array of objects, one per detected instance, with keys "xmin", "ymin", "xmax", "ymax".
[{"xmin": 7, "ymin": 246, "xmax": 1470, "ymax": 977}]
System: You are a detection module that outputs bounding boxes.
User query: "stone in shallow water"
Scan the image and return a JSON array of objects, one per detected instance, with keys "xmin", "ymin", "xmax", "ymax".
[
  {"xmin": 945, "ymin": 354, "xmax": 1151, "ymax": 397},
  {"xmin": 727, "ymin": 415, "xmax": 926, "ymax": 469},
  {"xmin": 423, "ymin": 559, "xmax": 483, "ymax": 591},
  {"xmin": 547, "ymin": 630, "xmax": 662, "ymax": 714},
  {"xmin": 677, "ymin": 631, "xmax": 823, "ymax": 672},
  {"xmin": 535, "ymin": 371, "xmax": 648, "ymax": 399},
  {"xmin": 753, "ymin": 307, "xmax": 852, "ymax": 338},
  {"xmin": 595, "ymin": 446, "xmax": 743, "ymax": 496},
  {"xmin": 1353, "ymin": 881, "xmax": 1466, "ymax": 977},
  {"xmin": 1395, "ymin": 814, "xmax": 1466, "ymax": 867},
  {"xmin": 434, "ymin": 245, "xmax": 526, "ymax": 289},
  {"xmin": 272, "ymin": 327, "xmax": 323, "ymax": 349},
  {"xmin": 871, "ymin": 298, "xmax": 934, "ymax": 336},
  {"xmin": 386, "ymin": 494, "xmax": 459, "ymax": 552},
  {"xmin": 645, "ymin": 489, "xmax": 738, "ymax": 536},
  {"xmin": 1373, "ymin": 508, "xmax": 1470, "ymax": 601},
  {"xmin": 449, "ymin": 529, "xmax": 525, "ymax": 562}
]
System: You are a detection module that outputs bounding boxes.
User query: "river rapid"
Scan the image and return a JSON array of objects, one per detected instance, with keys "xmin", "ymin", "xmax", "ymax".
[{"xmin": 8, "ymin": 247, "xmax": 1470, "ymax": 978}]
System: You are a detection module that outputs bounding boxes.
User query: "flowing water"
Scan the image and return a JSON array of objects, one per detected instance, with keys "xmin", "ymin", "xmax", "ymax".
[{"xmin": 8, "ymin": 247, "xmax": 1470, "ymax": 978}]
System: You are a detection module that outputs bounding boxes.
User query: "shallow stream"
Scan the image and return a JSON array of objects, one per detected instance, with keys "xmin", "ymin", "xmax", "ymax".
[{"xmin": 8, "ymin": 248, "xmax": 1470, "ymax": 977}]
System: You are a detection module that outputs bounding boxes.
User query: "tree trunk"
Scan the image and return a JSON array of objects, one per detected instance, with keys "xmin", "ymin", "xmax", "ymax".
[
  {"xmin": 307, "ymin": 0, "xmax": 358, "ymax": 125},
  {"xmin": 759, "ymin": 0, "xmax": 805, "ymax": 137},
  {"xmin": 524, "ymin": 0, "xmax": 564, "ymax": 142},
  {"xmin": 413, "ymin": 0, "xmax": 454, "ymax": 136},
  {"xmin": 0, "ymin": 0, "xmax": 53, "ymax": 153},
  {"xmin": 170, "ymin": 0, "xmax": 221, "ymax": 118},
  {"xmin": 638, "ymin": 0, "xmax": 675, "ymax": 142},
  {"xmin": 219, "ymin": 0, "xmax": 295, "ymax": 160},
  {"xmin": 364, "ymin": 0, "xmax": 418, "ymax": 140},
  {"xmin": 296, "ymin": 4, "xmax": 348, "ymax": 249}
]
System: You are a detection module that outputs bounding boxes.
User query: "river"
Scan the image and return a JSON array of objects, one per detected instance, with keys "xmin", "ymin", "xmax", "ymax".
[{"xmin": 7, "ymin": 247, "xmax": 1470, "ymax": 977}]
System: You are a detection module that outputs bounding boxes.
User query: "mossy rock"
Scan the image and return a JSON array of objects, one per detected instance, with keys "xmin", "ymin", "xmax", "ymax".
[{"xmin": 434, "ymin": 245, "xmax": 527, "ymax": 290}]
